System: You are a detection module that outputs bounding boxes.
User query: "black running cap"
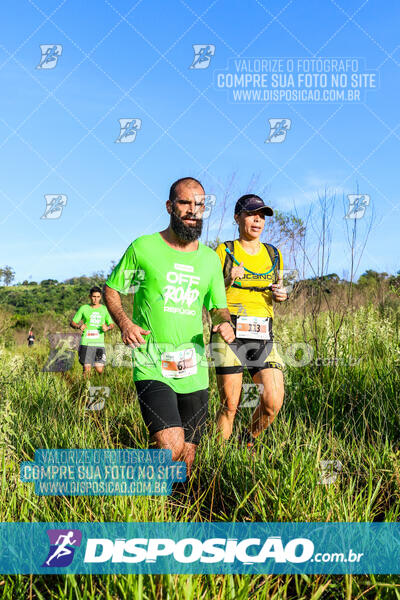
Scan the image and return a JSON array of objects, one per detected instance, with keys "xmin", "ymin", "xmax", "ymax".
[{"xmin": 234, "ymin": 194, "xmax": 273, "ymax": 216}]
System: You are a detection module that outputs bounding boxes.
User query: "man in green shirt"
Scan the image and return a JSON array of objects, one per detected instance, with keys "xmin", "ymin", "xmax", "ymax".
[
  {"xmin": 71, "ymin": 286, "xmax": 114, "ymax": 376},
  {"xmin": 104, "ymin": 177, "xmax": 234, "ymax": 476}
]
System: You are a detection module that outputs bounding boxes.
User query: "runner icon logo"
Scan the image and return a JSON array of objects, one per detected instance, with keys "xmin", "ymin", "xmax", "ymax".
[
  {"xmin": 42, "ymin": 529, "xmax": 82, "ymax": 567},
  {"xmin": 194, "ymin": 193, "xmax": 216, "ymax": 219},
  {"xmin": 37, "ymin": 45, "xmax": 63, "ymax": 69},
  {"xmin": 123, "ymin": 269, "xmax": 146, "ymax": 294},
  {"xmin": 241, "ymin": 383, "xmax": 264, "ymax": 408},
  {"xmin": 87, "ymin": 386, "xmax": 109, "ymax": 411},
  {"xmin": 41, "ymin": 195, "xmax": 67, "ymax": 220},
  {"xmin": 115, "ymin": 119, "xmax": 142, "ymax": 143},
  {"xmin": 345, "ymin": 194, "xmax": 370, "ymax": 219},
  {"xmin": 189, "ymin": 45, "xmax": 215, "ymax": 69},
  {"xmin": 265, "ymin": 119, "xmax": 291, "ymax": 143}
]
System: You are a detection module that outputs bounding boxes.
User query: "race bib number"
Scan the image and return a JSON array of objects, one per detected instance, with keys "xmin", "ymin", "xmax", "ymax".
[
  {"xmin": 86, "ymin": 330, "xmax": 100, "ymax": 339},
  {"xmin": 236, "ymin": 316, "xmax": 270, "ymax": 340},
  {"xmin": 161, "ymin": 348, "xmax": 197, "ymax": 379}
]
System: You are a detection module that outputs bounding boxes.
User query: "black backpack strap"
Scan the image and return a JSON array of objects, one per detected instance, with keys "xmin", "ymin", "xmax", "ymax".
[
  {"xmin": 263, "ymin": 243, "xmax": 280, "ymax": 284},
  {"xmin": 222, "ymin": 241, "xmax": 235, "ymax": 281}
]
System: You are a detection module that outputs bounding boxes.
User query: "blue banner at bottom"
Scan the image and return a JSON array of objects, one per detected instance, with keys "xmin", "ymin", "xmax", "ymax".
[{"xmin": 1, "ymin": 522, "xmax": 399, "ymax": 574}]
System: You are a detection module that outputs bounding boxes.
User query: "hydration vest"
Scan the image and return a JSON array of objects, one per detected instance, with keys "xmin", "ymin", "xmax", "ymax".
[{"xmin": 222, "ymin": 240, "xmax": 280, "ymax": 292}]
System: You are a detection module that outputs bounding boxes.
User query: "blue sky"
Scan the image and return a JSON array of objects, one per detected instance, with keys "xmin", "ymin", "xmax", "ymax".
[{"xmin": 0, "ymin": 0, "xmax": 398, "ymax": 283}]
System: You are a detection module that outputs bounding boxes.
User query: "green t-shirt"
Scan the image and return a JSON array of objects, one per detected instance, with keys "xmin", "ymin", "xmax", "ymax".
[
  {"xmin": 72, "ymin": 304, "xmax": 113, "ymax": 347},
  {"xmin": 106, "ymin": 233, "xmax": 227, "ymax": 393}
]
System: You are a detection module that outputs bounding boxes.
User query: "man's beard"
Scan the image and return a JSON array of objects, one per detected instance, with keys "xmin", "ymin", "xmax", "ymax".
[{"xmin": 170, "ymin": 210, "xmax": 203, "ymax": 242}]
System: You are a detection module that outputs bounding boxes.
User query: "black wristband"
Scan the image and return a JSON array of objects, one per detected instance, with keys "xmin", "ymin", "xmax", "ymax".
[{"xmin": 222, "ymin": 320, "xmax": 235, "ymax": 328}]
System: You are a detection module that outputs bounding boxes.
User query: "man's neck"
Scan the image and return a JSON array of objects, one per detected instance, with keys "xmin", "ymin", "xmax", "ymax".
[
  {"xmin": 160, "ymin": 227, "xmax": 199, "ymax": 252},
  {"xmin": 238, "ymin": 236, "xmax": 261, "ymax": 255},
  {"xmin": 91, "ymin": 302, "xmax": 101, "ymax": 308}
]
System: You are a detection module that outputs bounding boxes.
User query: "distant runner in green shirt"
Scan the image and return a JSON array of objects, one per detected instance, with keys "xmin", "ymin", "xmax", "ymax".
[
  {"xmin": 71, "ymin": 286, "xmax": 114, "ymax": 376},
  {"xmin": 104, "ymin": 177, "xmax": 234, "ymax": 476}
]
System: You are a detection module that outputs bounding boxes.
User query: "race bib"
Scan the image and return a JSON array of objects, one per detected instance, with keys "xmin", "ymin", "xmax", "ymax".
[
  {"xmin": 161, "ymin": 348, "xmax": 197, "ymax": 379},
  {"xmin": 236, "ymin": 316, "xmax": 270, "ymax": 340},
  {"xmin": 86, "ymin": 330, "xmax": 100, "ymax": 339}
]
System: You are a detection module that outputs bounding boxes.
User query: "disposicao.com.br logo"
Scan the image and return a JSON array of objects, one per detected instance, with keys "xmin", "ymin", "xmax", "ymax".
[
  {"xmin": 82, "ymin": 537, "xmax": 364, "ymax": 566},
  {"xmin": 41, "ymin": 531, "xmax": 364, "ymax": 568},
  {"xmin": 1, "ymin": 522, "xmax": 385, "ymax": 574},
  {"xmin": 84, "ymin": 536, "xmax": 313, "ymax": 564}
]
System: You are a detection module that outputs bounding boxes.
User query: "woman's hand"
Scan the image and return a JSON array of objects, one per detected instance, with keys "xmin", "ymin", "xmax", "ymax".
[
  {"xmin": 229, "ymin": 262, "xmax": 245, "ymax": 286},
  {"xmin": 271, "ymin": 283, "xmax": 288, "ymax": 302}
]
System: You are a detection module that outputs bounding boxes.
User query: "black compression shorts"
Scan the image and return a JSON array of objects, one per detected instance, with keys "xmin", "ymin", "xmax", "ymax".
[
  {"xmin": 134, "ymin": 380, "xmax": 208, "ymax": 445},
  {"xmin": 78, "ymin": 345, "xmax": 106, "ymax": 366},
  {"xmin": 211, "ymin": 314, "xmax": 284, "ymax": 376}
]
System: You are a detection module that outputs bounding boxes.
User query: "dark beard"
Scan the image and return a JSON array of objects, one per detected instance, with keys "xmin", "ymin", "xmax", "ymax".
[{"xmin": 170, "ymin": 210, "xmax": 203, "ymax": 242}]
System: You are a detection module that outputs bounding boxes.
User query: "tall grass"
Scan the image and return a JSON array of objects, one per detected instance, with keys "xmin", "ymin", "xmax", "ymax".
[{"xmin": 1, "ymin": 305, "xmax": 399, "ymax": 598}]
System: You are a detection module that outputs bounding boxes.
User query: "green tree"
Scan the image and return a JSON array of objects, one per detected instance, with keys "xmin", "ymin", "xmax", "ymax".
[
  {"xmin": 265, "ymin": 210, "xmax": 306, "ymax": 249},
  {"xmin": 40, "ymin": 279, "xmax": 58, "ymax": 286},
  {"xmin": 0, "ymin": 266, "xmax": 15, "ymax": 286},
  {"xmin": 358, "ymin": 270, "xmax": 388, "ymax": 285}
]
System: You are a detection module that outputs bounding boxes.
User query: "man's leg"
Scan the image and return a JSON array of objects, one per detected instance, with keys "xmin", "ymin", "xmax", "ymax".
[
  {"xmin": 94, "ymin": 347, "xmax": 106, "ymax": 374},
  {"xmin": 135, "ymin": 380, "xmax": 187, "ymax": 468},
  {"xmin": 79, "ymin": 345, "xmax": 94, "ymax": 378},
  {"xmin": 211, "ymin": 330, "xmax": 245, "ymax": 441},
  {"xmin": 83, "ymin": 364, "xmax": 92, "ymax": 377},
  {"xmin": 250, "ymin": 368, "xmax": 284, "ymax": 438},
  {"xmin": 181, "ymin": 443, "xmax": 197, "ymax": 478},
  {"xmin": 177, "ymin": 388, "xmax": 208, "ymax": 476},
  {"xmin": 151, "ymin": 427, "xmax": 185, "ymax": 461},
  {"xmin": 152, "ymin": 430, "xmax": 195, "ymax": 479},
  {"xmin": 216, "ymin": 372, "xmax": 243, "ymax": 440}
]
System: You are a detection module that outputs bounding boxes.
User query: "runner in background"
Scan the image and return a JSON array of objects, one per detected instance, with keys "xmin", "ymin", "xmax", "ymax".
[
  {"xmin": 71, "ymin": 286, "xmax": 114, "ymax": 377},
  {"xmin": 104, "ymin": 177, "xmax": 234, "ymax": 477},
  {"xmin": 27, "ymin": 327, "xmax": 35, "ymax": 347},
  {"xmin": 211, "ymin": 194, "xmax": 287, "ymax": 449}
]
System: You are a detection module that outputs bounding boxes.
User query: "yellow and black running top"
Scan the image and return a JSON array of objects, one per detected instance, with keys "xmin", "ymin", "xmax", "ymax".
[{"xmin": 215, "ymin": 240, "xmax": 284, "ymax": 318}]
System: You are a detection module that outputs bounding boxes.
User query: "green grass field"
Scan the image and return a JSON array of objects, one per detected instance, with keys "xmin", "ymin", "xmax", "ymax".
[{"xmin": 1, "ymin": 304, "xmax": 400, "ymax": 599}]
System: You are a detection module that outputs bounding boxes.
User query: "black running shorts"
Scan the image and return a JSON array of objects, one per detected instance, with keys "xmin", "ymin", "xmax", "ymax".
[
  {"xmin": 211, "ymin": 314, "xmax": 284, "ymax": 376},
  {"xmin": 78, "ymin": 345, "xmax": 106, "ymax": 366},
  {"xmin": 134, "ymin": 380, "xmax": 208, "ymax": 445}
]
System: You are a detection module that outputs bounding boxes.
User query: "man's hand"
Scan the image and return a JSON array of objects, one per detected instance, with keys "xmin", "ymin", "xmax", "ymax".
[
  {"xmin": 102, "ymin": 324, "xmax": 109, "ymax": 332},
  {"xmin": 229, "ymin": 262, "xmax": 245, "ymax": 286},
  {"xmin": 271, "ymin": 283, "xmax": 288, "ymax": 302},
  {"xmin": 212, "ymin": 321, "xmax": 235, "ymax": 344},
  {"xmin": 80, "ymin": 324, "xmax": 87, "ymax": 332},
  {"xmin": 121, "ymin": 321, "xmax": 150, "ymax": 348}
]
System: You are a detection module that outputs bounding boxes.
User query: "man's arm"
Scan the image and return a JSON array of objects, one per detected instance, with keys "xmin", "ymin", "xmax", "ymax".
[
  {"xmin": 103, "ymin": 284, "xmax": 150, "ymax": 348},
  {"xmin": 210, "ymin": 307, "xmax": 232, "ymax": 326},
  {"xmin": 210, "ymin": 308, "xmax": 235, "ymax": 344},
  {"xmin": 70, "ymin": 306, "xmax": 85, "ymax": 330},
  {"xmin": 102, "ymin": 310, "xmax": 115, "ymax": 333}
]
